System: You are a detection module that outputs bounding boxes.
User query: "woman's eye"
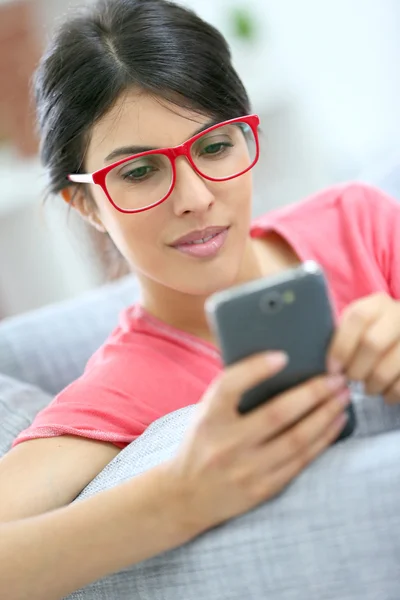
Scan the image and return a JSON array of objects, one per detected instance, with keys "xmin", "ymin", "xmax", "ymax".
[
  {"xmin": 122, "ymin": 165, "xmax": 154, "ymax": 181},
  {"xmin": 201, "ymin": 142, "xmax": 232, "ymax": 156}
]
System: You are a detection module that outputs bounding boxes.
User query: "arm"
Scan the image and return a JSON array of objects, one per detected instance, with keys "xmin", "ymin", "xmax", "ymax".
[
  {"xmin": 0, "ymin": 458, "xmax": 191, "ymax": 600},
  {"xmin": 0, "ymin": 437, "xmax": 194, "ymax": 600},
  {"xmin": 0, "ymin": 436, "xmax": 120, "ymax": 521}
]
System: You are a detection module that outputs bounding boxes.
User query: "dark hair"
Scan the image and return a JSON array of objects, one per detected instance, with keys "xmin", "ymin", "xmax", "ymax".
[{"xmin": 35, "ymin": 0, "xmax": 251, "ymax": 196}]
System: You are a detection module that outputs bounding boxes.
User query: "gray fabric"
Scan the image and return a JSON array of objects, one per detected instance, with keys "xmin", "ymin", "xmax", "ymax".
[
  {"xmin": 68, "ymin": 390, "xmax": 400, "ymax": 600},
  {"xmin": 0, "ymin": 374, "xmax": 52, "ymax": 456},
  {"xmin": 0, "ymin": 275, "xmax": 139, "ymax": 395}
]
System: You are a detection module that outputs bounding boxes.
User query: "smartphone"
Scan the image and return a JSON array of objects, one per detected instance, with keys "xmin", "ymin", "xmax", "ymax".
[{"xmin": 206, "ymin": 261, "xmax": 356, "ymax": 442}]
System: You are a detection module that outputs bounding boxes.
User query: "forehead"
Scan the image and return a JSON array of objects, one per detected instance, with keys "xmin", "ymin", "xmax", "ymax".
[{"xmin": 85, "ymin": 89, "xmax": 210, "ymax": 171}]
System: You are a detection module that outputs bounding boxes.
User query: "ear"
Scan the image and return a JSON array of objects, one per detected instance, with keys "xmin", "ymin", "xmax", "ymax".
[{"xmin": 61, "ymin": 187, "xmax": 106, "ymax": 233}]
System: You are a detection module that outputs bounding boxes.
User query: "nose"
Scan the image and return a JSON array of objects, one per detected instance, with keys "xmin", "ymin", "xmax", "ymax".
[{"xmin": 170, "ymin": 156, "xmax": 215, "ymax": 216}]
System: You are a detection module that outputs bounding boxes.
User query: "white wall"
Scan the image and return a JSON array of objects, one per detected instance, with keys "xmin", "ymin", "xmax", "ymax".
[
  {"xmin": 0, "ymin": 150, "xmax": 104, "ymax": 316},
  {"xmin": 262, "ymin": 0, "xmax": 400, "ymax": 177}
]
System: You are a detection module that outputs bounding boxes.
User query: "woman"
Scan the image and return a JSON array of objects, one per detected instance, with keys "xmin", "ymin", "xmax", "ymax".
[{"xmin": 1, "ymin": 0, "xmax": 400, "ymax": 597}]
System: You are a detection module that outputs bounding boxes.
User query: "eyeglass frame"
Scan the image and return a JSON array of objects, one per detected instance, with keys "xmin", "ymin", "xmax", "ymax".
[{"xmin": 68, "ymin": 113, "xmax": 260, "ymax": 214}]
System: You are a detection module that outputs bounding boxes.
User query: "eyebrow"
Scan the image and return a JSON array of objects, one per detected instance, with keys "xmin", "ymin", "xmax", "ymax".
[{"xmin": 104, "ymin": 120, "xmax": 218, "ymax": 163}]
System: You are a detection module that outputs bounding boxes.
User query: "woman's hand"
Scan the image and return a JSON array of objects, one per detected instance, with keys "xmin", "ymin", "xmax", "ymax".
[
  {"xmin": 328, "ymin": 293, "xmax": 400, "ymax": 403},
  {"xmin": 168, "ymin": 351, "xmax": 349, "ymax": 536}
]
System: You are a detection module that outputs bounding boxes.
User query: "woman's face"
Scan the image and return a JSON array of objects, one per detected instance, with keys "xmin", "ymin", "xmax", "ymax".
[{"xmin": 82, "ymin": 90, "xmax": 254, "ymax": 297}]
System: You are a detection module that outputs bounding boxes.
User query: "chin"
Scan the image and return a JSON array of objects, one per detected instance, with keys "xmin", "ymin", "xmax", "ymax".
[{"xmin": 173, "ymin": 264, "xmax": 241, "ymax": 297}]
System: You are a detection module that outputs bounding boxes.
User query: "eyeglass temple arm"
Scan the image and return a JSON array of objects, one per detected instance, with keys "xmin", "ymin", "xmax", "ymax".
[{"xmin": 68, "ymin": 174, "xmax": 94, "ymax": 183}]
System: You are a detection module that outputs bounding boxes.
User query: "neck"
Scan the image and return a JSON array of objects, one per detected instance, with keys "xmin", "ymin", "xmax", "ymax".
[
  {"xmin": 141, "ymin": 285, "xmax": 212, "ymax": 342},
  {"xmin": 138, "ymin": 233, "xmax": 298, "ymax": 343}
]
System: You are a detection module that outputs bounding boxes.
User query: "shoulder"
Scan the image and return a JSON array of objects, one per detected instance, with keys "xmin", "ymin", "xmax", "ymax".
[
  {"xmin": 252, "ymin": 182, "xmax": 400, "ymax": 255},
  {"xmin": 321, "ymin": 181, "xmax": 399, "ymax": 224},
  {"xmin": 255, "ymin": 182, "xmax": 398, "ymax": 227},
  {"xmin": 60, "ymin": 304, "xmax": 219, "ymax": 403},
  {"xmin": 82, "ymin": 305, "xmax": 180, "ymax": 390},
  {"xmin": 13, "ymin": 305, "xmax": 213, "ymax": 448}
]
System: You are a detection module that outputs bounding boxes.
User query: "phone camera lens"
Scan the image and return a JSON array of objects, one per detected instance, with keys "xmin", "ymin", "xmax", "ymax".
[
  {"xmin": 260, "ymin": 291, "xmax": 283, "ymax": 314},
  {"xmin": 268, "ymin": 298, "xmax": 277, "ymax": 309}
]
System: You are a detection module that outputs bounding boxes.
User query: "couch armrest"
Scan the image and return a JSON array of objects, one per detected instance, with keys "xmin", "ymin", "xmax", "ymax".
[{"xmin": 0, "ymin": 275, "xmax": 139, "ymax": 395}]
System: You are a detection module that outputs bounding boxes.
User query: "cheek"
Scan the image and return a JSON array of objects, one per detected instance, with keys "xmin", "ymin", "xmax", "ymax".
[
  {"xmin": 215, "ymin": 173, "xmax": 253, "ymax": 215},
  {"xmin": 95, "ymin": 196, "xmax": 163, "ymax": 267}
]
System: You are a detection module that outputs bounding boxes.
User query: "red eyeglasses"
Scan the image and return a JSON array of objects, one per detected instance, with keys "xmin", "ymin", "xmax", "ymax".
[{"xmin": 68, "ymin": 114, "xmax": 260, "ymax": 214}]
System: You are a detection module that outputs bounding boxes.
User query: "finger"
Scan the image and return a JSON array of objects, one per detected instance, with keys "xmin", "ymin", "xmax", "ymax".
[
  {"xmin": 204, "ymin": 351, "xmax": 288, "ymax": 415},
  {"xmin": 254, "ymin": 413, "xmax": 348, "ymax": 501},
  {"xmin": 383, "ymin": 374, "xmax": 400, "ymax": 404},
  {"xmin": 345, "ymin": 310, "xmax": 400, "ymax": 382},
  {"xmin": 365, "ymin": 340, "xmax": 400, "ymax": 396},
  {"xmin": 259, "ymin": 389, "xmax": 350, "ymax": 472},
  {"xmin": 327, "ymin": 296, "xmax": 383, "ymax": 374},
  {"xmin": 241, "ymin": 373, "xmax": 348, "ymax": 444}
]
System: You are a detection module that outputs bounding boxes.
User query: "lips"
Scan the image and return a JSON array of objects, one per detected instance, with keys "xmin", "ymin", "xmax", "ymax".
[
  {"xmin": 169, "ymin": 226, "xmax": 230, "ymax": 259},
  {"xmin": 170, "ymin": 226, "xmax": 229, "ymax": 247}
]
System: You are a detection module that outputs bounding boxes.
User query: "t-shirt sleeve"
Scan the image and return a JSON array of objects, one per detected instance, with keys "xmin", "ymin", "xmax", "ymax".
[
  {"xmin": 11, "ymin": 376, "xmax": 142, "ymax": 449},
  {"xmin": 11, "ymin": 352, "xmax": 160, "ymax": 449},
  {"xmin": 11, "ymin": 322, "xmax": 200, "ymax": 450},
  {"xmin": 360, "ymin": 184, "xmax": 400, "ymax": 299}
]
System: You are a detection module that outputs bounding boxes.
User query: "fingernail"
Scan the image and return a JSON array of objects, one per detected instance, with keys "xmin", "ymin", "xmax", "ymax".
[
  {"xmin": 265, "ymin": 351, "xmax": 288, "ymax": 370},
  {"xmin": 336, "ymin": 387, "xmax": 351, "ymax": 406},
  {"xmin": 327, "ymin": 358, "xmax": 343, "ymax": 374},
  {"xmin": 333, "ymin": 412, "xmax": 348, "ymax": 429},
  {"xmin": 326, "ymin": 374, "xmax": 347, "ymax": 391}
]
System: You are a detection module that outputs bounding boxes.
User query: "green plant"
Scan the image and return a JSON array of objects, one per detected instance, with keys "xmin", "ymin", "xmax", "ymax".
[{"xmin": 229, "ymin": 6, "xmax": 259, "ymax": 43}]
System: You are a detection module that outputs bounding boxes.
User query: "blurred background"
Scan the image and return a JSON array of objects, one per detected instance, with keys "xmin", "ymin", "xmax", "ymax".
[{"xmin": 0, "ymin": 0, "xmax": 399, "ymax": 318}]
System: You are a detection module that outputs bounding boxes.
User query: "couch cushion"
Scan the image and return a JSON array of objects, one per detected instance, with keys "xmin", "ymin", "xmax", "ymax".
[
  {"xmin": 68, "ymin": 391, "xmax": 400, "ymax": 600},
  {"xmin": 0, "ymin": 374, "xmax": 52, "ymax": 456},
  {"xmin": 0, "ymin": 275, "xmax": 139, "ymax": 395}
]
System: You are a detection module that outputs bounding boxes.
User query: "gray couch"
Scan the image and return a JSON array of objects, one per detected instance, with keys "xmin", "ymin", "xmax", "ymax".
[{"xmin": 1, "ymin": 274, "xmax": 400, "ymax": 599}]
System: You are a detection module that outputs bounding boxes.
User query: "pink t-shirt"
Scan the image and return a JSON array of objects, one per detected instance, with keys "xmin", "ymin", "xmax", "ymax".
[{"xmin": 12, "ymin": 183, "xmax": 400, "ymax": 449}]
